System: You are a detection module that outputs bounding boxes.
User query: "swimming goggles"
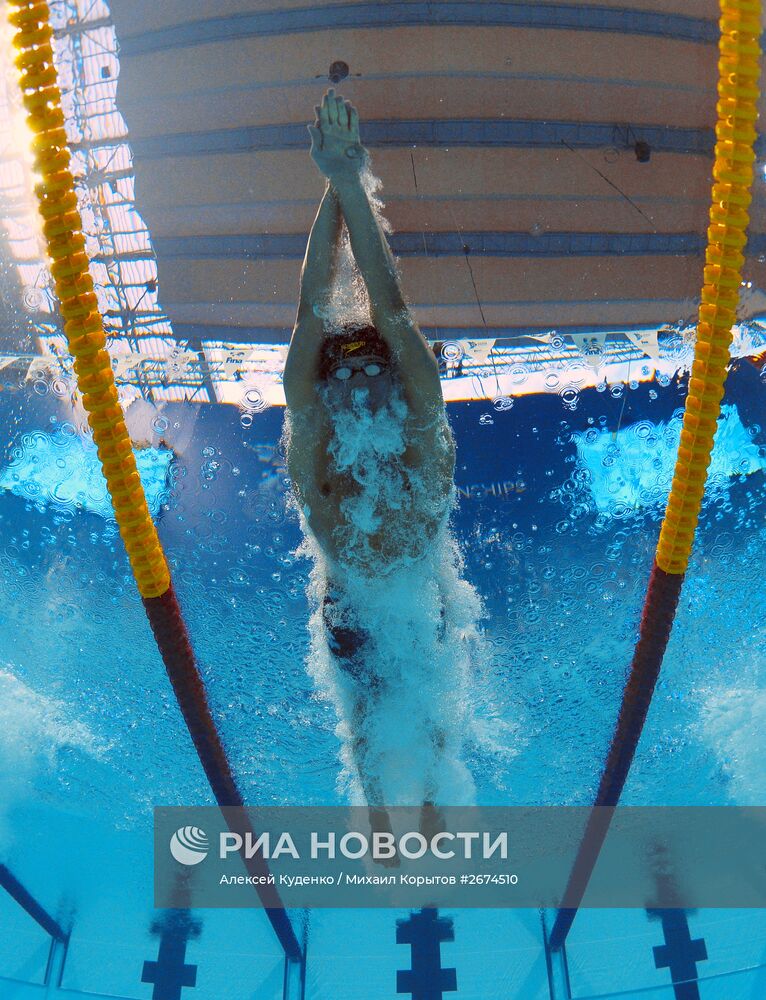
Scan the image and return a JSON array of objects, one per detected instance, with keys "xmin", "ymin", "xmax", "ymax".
[{"xmin": 331, "ymin": 362, "xmax": 386, "ymax": 381}]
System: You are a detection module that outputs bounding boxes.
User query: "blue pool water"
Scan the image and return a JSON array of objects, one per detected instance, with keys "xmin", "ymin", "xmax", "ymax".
[
  {"xmin": 2, "ymin": 359, "xmax": 766, "ymax": 997},
  {"xmin": 0, "ymin": 0, "xmax": 766, "ymax": 984},
  {"xmin": 2, "ymin": 0, "xmax": 766, "ymax": 991}
]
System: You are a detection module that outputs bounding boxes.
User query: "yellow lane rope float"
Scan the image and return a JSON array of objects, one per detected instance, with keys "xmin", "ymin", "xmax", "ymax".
[
  {"xmin": 7, "ymin": 5, "xmax": 304, "ymax": 956},
  {"xmin": 550, "ymin": 0, "xmax": 762, "ymax": 952},
  {"xmin": 7, "ymin": 0, "xmax": 169, "ymax": 598},
  {"xmin": 657, "ymin": 0, "xmax": 761, "ymax": 574}
]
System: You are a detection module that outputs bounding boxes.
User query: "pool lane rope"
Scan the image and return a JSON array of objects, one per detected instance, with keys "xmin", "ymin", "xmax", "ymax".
[
  {"xmin": 550, "ymin": 0, "xmax": 762, "ymax": 951},
  {"xmin": 7, "ymin": 0, "xmax": 301, "ymax": 961}
]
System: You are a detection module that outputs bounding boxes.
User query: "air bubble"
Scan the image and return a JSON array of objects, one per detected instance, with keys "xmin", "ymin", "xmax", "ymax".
[
  {"xmin": 492, "ymin": 395, "xmax": 514, "ymax": 411},
  {"xmin": 441, "ymin": 341, "xmax": 463, "ymax": 362},
  {"xmin": 23, "ymin": 287, "xmax": 44, "ymax": 310},
  {"xmin": 560, "ymin": 386, "xmax": 579, "ymax": 409}
]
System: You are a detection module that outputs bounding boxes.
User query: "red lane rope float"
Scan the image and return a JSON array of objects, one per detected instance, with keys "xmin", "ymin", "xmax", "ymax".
[
  {"xmin": 550, "ymin": 0, "xmax": 761, "ymax": 952},
  {"xmin": 8, "ymin": 0, "xmax": 301, "ymax": 960}
]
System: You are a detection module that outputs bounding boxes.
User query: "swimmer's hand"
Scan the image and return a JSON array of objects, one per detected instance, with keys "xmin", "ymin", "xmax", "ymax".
[{"xmin": 308, "ymin": 89, "xmax": 367, "ymax": 183}]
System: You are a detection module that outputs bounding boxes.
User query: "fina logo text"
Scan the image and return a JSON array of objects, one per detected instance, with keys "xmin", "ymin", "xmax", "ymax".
[{"xmin": 170, "ymin": 829, "xmax": 508, "ymax": 863}]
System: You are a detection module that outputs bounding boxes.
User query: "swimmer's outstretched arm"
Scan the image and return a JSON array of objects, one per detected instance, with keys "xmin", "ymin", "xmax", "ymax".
[
  {"xmin": 308, "ymin": 90, "xmax": 443, "ymax": 423},
  {"xmin": 283, "ymin": 181, "xmax": 341, "ymax": 410}
]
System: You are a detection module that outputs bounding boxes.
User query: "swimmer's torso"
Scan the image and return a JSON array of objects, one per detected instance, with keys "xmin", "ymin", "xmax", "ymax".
[
  {"xmin": 308, "ymin": 444, "xmax": 450, "ymax": 571},
  {"xmin": 286, "ymin": 385, "xmax": 456, "ymax": 575}
]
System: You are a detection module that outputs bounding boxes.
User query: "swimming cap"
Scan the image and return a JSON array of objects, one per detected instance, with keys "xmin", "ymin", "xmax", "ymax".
[{"xmin": 318, "ymin": 324, "xmax": 392, "ymax": 378}]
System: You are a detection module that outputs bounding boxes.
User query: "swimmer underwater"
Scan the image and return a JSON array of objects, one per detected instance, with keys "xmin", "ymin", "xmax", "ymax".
[{"xmin": 283, "ymin": 90, "xmax": 460, "ymax": 849}]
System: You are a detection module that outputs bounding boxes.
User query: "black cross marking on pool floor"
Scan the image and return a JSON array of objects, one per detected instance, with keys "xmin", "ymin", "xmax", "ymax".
[
  {"xmin": 142, "ymin": 910, "xmax": 201, "ymax": 1000},
  {"xmin": 647, "ymin": 910, "xmax": 707, "ymax": 1000},
  {"xmin": 396, "ymin": 907, "xmax": 457, "ymax": 999}
]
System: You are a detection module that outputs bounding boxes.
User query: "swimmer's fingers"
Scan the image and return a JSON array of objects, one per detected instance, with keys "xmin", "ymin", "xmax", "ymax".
[
  {"xmin": 324, "ymin": 88, "xmax": 338, "ymax": 125},
  {"xmin": 318, "ymin": 92, "xmax": 331, "ymax": 128},
  {"xmin": 347, "ymin": 102, "xmax": 360, "ymax": 140},
  {"xmin": 335, "ymin": 95, "xmax": 349, "ymax": 128}
]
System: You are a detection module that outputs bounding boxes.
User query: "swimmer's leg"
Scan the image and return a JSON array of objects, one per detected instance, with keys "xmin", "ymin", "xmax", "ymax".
[
  {"xmin": 348, "ymin": 689, "xmax": 400, "ymax": 868},
  {"xmin": 420, "ymin": 600, "xmax": 453, "ymax": 836},
  {"xmin": 349, "ymin": 691, "xmax": 385, "ymax": 806},
  {"xmin": 420, "ymin": 723, "xmax": 448, "ymax": 837}
]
